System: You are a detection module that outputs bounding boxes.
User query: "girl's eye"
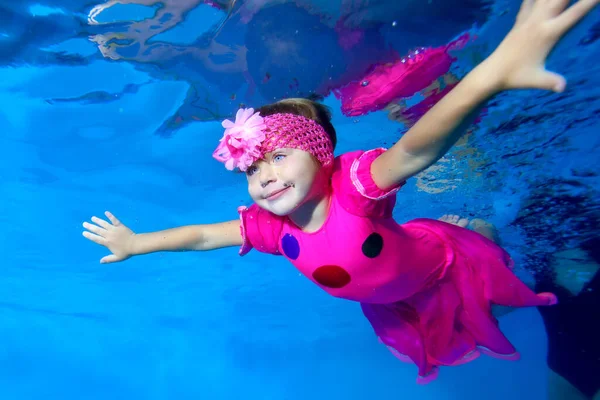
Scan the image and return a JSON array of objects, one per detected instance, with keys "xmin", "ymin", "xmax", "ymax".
[
  {"xmin": 246, "ymin": 166, "xmax": 258, "ymax": 176},
  {"xmin": 273, "ymin": 154, "xmax": 286, "ymax": 162}
]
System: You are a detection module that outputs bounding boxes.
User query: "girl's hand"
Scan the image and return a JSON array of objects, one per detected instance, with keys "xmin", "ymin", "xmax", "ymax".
[
  {"xmin": 481, "ymin": 0, "xmax": 598, "ymax": 93},
  {"xmin": 82, "ymin": 211, "xmax": 136, "ymax": 263}
]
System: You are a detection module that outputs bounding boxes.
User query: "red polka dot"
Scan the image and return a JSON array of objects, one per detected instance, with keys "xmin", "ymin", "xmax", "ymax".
[{"xmin": 312, "ymin": 265, "xmax": 351, "ymax": 289}]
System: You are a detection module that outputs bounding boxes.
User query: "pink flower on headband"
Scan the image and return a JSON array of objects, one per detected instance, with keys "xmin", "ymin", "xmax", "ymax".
[{"xmin": 212, "ymin": 108, "xmax": 266, "ymax": 171}]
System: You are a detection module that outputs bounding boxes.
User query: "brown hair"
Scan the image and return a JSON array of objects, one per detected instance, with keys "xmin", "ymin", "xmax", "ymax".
[{"xmin": 256, "ymin": 97, "xmax": 337, "ymax": 150}]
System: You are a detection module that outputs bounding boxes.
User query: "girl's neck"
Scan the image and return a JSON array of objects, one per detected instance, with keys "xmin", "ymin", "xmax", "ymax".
[{"xmin": 288, "ymin": 186, "xmax": 332, "ymax": 233}]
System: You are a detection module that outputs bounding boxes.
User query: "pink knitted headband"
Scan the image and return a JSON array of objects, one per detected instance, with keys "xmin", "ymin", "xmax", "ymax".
[{"xmin": 212, "ymin": 108, "xmax": 334, "ymax": 171}]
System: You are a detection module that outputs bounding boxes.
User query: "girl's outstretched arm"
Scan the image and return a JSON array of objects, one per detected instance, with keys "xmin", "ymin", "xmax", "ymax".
[
  {"xmin": 371, "ymin": 0, "xmax": 598, "ymax": 190},
  {"xmin": 82, "ymin": 211, "xmax": 242, "ymax": 263}
]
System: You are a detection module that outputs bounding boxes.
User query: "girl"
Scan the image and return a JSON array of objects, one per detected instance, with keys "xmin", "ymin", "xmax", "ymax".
[{"xmin": 82, "ymin": 0, "xmax": 599, "ymax": 384}]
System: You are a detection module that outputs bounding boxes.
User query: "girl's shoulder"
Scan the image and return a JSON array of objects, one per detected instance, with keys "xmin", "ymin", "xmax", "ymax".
[{"xmin": 331, "ymin": 148, "xmax": 404, "ymax": 219}]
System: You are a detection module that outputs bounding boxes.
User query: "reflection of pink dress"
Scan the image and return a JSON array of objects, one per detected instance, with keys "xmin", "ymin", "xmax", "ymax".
[
  {"xmin": 333, "ymin": 33, "xmax": 471, "ymax": 117},
  {"xmin": 238, "ymin": 148, "xmax": 556, "ymax": 383}
]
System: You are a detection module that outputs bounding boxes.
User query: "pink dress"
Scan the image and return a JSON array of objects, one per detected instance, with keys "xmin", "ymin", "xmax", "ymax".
[{"xmin": 237, "ymin": 148, "xmax": 556, "ymax": 383}]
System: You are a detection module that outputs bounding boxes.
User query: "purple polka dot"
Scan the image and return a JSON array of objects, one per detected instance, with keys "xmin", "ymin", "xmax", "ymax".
[
  {"xmin": 313, "ymin": 265, "xmax": 351, "ymax": 289},
  {"xmin": 281, "ymin": 234, "xmax": 300, "ymax": 260}
]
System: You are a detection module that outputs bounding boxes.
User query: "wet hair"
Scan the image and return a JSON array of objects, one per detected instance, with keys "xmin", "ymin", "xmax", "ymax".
[{"xmin": 256, "ymin": 96, "xmax": 337, "ymax": 150}]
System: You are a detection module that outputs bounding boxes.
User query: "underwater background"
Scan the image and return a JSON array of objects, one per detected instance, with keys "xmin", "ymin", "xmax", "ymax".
[{"xmin": 0, "ymin": 0, "xmax": 598, "ymax": 399}]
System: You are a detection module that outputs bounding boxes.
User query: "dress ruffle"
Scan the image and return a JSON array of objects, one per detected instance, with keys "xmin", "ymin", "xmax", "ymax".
[{"xmin": 360, "ymin": 218, "xmax": 557, "ymax": 383}]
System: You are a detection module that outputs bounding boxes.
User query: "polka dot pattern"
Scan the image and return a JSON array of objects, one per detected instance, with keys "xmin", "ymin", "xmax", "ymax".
[
  {"xmin": 280, "ymin": 230, "xmax": 386, "ymax": 290},
  {"xmin": 281, "ymin": 234, "xmax": 300, "ymax": 260},
  {"xmin": 362, "ymin": 233, "xmax": 384, "ymax": 258},
  {"xmin": 312, "ymin": 265, "xmax": 351, "ymax": 288}
]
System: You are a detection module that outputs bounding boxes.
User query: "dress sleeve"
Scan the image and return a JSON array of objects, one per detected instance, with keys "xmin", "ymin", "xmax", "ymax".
[
  {"xmin": 237, "ymin": 204, "xmax": 285, "ymax": 256},
  {"xmin": 331, "ymin": 148, "xmax": 405, "ymax": 218}
]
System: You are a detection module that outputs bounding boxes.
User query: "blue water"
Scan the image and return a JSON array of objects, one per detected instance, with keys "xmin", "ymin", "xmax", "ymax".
[{"xmin": 1, "ymin": 1, "xmax": 598, "ymax": 399}]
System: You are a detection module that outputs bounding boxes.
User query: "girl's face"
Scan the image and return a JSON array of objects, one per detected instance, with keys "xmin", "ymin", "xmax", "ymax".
[{"xmin": 246, "ymin": 148, "xmax": 328, "ymax": 216}]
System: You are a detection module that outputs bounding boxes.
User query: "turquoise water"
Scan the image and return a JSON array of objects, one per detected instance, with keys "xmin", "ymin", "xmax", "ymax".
[{"xmin": 1, "ymin": 1, "xmax": 598, "ymax": 399}]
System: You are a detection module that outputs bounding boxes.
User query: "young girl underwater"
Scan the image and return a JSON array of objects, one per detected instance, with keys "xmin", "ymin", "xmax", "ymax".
[{"xmin": 82, "ymin": 0, "xmax": 599, "ymax": 384}]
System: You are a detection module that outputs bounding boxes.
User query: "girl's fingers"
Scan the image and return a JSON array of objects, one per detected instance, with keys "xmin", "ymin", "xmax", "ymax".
[
  {"xmin": 105, "ymin": 211, "xmax": 122, "ymax": 227},
  {"xmin": 100, "ymin": 254, "xmax": 119, "ymax": 264},
  {"xmin": 554, "ymin": 0, "xmax": 599, "ymax": 34},
  {"xmin": 541, "ymin": 0, "xmax": 571, "ymax": 18},
  {"xmin": 83, "ymin": 221, "xmax": 106, "ymax": 236},
  {"xmin": 516, "ymin": 0, "xmax": 535, "ymax": 24},
  {"xmin": 91, "ymin": 216, "xmax": 111, "ymax": 229},
  {"xmin": 82, "ymin": 230, "xmax": 107, "ymax": 246},
  {"xmin": 533, "ymin": 69, "xmax": 567, "ymax": 92}
]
